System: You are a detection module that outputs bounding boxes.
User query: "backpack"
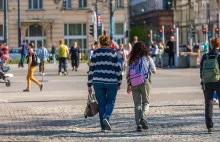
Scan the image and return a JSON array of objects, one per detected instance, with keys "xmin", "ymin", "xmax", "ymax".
[
  {"xmin": 31, "ymin": 52, "xmax": 40, "ymax": 66},
  {"xmin": 129, "ymin": 57, "xmax": 149, "ymax": 86},
  {"xmin": 202, "ymin": 53, "xmax": 220, "ymax": 83}
]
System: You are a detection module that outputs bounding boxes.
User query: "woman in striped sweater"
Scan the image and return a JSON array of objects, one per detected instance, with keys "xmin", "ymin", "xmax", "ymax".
[{"xmin": 88, "ymin": 36, "xmax": 122, "ymax": 132}]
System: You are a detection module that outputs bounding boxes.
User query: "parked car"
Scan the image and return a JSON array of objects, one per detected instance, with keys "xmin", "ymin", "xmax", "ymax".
[{"xmin": 9, "ymin": 48, "xmax": 21, "ymax": 63}]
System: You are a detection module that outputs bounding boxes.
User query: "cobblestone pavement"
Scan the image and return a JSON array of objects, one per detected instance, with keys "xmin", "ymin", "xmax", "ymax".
[
  {"xmin": 0, "ymin": 64, "xmax": 219, "ymax": 141},
  {"xmin": 0, "ymin": 100, "xmax": 220, "ymax": 142}
]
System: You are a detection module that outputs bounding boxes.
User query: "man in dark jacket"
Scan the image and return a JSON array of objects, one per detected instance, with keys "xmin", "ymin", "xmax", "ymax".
[
  {"xmin": 19, "ymin": 40, "xmax": 28, "ymax": 68},
  {"xmin": 200, "ymin": 37, "xmax": 220, "ymax": 134},
  {"xmin": 166, "ymin": 36, "xmax": 175, "ymax": 67}
]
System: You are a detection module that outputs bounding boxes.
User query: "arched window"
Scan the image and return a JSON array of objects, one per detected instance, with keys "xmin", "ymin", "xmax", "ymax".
[{"xmin": 26, "ymin": 24, "xmax": 46, "ymax": 37}]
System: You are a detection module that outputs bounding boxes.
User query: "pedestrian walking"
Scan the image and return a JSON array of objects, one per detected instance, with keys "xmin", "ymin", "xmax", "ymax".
[
  {"xmin": 58, "ymin": 39, "xmax": 69, "ymax": 75},
  {"xmin": 193, "ymin": 42, "xmax": 200, "ymax": 53},
  {"xmin": 158, "ymin": 42, "xmax": 165, "ymax": 67},
  {"xmin": 94, "ymin": 41, "xmax": 100, "ymax": 49},
  {"xmin": 88, "ymin": 36, "xmax": 122, "ymax": 132},
  {"xmin": 37, "ymin": 44, "xmax": 49, "ymax": 75},
  {"xmin": 126, "ymin": 41, "xmax": 156, "ymax": 132},
  {"xmin": 166, "ymin": 36, "xmax": 175, "ymax": 67},
  {"xmin": 200, "ymin": 37, "xmax": 220, "ymax": 134},
  {"xmin": 132, "ymin": 36, "xmax": 138, "ymax": 47},
  {"xmin": 23, "ymin": 43, "xmax": 43, "ymax": 92},
  {"xmin": 87, "ymin": 44, "xmax": 95, "ymax": 66},
  {"xmin": 19, "ymin": 40, "xmax": 28, "ymax": 68},
  {"xmin": 117, "ymin": 44, "xmax": 125, "ymax": 75},
  {"xmin": 124, "ymin": 43, "xmax": 132, "ymax": 71},
  {"xmin": 69, "ymin": 42, "xmax": 81, "ymax": 71},
  {"xmin": 51, "ymin": 42, "xmax": 56, "ymax": 64},
  {"xmin": 151, "ymin": 41, "xmax": 158, "ymax": 63}
]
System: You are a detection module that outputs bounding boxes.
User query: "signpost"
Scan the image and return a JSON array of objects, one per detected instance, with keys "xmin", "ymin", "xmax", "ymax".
[{"xmin": 97, "ymin": 14, "xmax": 102, "ymax": 36}]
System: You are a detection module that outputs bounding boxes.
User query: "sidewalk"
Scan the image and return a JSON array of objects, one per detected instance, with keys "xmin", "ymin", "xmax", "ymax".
[
  {"xmin": 0, "ymin": 100, "xmax": 219, "ymax": 142},
  {"xmin": 0, "ymin": 64, "xmax": 217, "ymax": 141}
]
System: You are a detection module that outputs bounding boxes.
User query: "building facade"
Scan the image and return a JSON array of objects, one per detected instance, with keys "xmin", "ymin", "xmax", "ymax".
[
  {"xmin": 173, "ymin": 0, "xmax": 220, "ymax": 44},
  {"xmin": 0, "ymin": 0, "xmax": 129, "ymax": 51},
  {"xmin": 130, "ymin": 0, "xmax": 173, "ymax": 43}
]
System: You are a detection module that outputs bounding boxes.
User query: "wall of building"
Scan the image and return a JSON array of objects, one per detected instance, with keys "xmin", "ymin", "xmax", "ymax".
[{"xmin": 0, "ymin": 0, "xmax": 129, "ymax": 49}]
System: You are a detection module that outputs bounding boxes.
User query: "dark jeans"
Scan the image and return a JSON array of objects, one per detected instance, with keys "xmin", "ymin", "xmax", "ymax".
[
  {"xmin": 71, "ymin": 56, "xmax": 79, "ymax": 68},
  {"xmin": 20, "ymin": 54, "xmax": 27, "ymax": 67},
  {"xmin": 93, "ymin": 83, "xmax": 118, "ymax": 130},
  {"xmin": 39, "ymin": 62, "xmax": 45, "ymax": 73},
  {"xmin": 59, "ymin": 57, "xmax": 67, "ymax": 72},
  {"xmin": 168, "ymin": 51, "xmax": 175, "ymax": 66},
  {"xmin": 203, "ymin": 81, "xmax": 220, "ymax": 129}
]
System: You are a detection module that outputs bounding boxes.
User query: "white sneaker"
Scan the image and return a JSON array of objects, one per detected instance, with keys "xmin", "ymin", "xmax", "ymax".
[
  {"xmin": 122, "ymin": 72, "xmax": 124, "ymax": 75},
  {"xmin": 42, "ymin": 73, "xmax": 45, "ymax": 76},
  {"xmin": 40, "ymin": 72, "xmax": 43, "ymax": 75}
]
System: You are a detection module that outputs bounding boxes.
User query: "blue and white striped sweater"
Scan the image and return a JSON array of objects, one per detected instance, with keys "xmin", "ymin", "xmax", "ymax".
[{"xmin": 88, "ymin": 48, "xmax": 122, "ymax": 88}]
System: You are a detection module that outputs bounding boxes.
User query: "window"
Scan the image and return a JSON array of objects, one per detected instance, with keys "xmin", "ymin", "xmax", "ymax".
[
  {"xmin": 29, "ymin": 0, "xmax": 43, "ymax": 10},
  {"xmin": 78, "ymin": 0, "xmax": 87, "ymax": 8},
  {"xmin": 0, "ymin": 0, "xmax": 3, "ymax": 10},
  {"xmin": 64, "ymin": 0, "xmax": 72, "ymax": 9},
  {"xmin": 115, "ymin": 0, "xmax": 122, "ymax": 8},
  {"xmin": 115, "ymin": 23, "xmax": 124, "ymax": 35},
  {"xmin": 26, "ymin": 24, "xmax": 46, "ymax": 37},
  {"xmin": 64, "ymin": 23, "xmax": 87, "ymax": 50}
]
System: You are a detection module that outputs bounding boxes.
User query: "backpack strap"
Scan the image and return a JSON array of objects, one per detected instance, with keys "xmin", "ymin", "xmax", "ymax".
[{"xmin": 215, "ymin": 53, "xmax": 220, "ymax": 60}]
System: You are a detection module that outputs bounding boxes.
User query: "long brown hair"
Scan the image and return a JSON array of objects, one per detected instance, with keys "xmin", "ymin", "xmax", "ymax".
[{"xmin": 128, "ymin": 41, "xmax": 150, "ymax": 65}]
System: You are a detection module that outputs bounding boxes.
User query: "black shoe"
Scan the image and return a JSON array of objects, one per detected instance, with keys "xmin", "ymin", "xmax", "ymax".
[
  {"xmin": 140, "ymin": 118, "xmax": 148, "ymax": 130},
  {"xmin": 136, "ymin": 126, "xmax": 142, "ymax": 132},
  {"xmin": 103, "ymin": 119, "xmax": 111, "ymax": 130},
  {"xmin": 40, "ymin": 84, "xmax": 43, "ymax": 91},
  {"xmin": 208, "ymin": 128, "xmax": 214, "ymax": 134},
  {"xmin": 23, "ymin": 89, "xmax": 30, "ymax": 92}
]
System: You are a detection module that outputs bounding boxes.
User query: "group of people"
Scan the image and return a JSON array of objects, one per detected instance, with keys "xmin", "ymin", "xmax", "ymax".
[
  {"xmin": 19, "ymin": 39, "xmax": 82, "ymax": 92},
  {"xmin": 87, "ymin": 35, "xmax": 156, "ymax": 132},
  {"xmin": 149, "ymin": 36, "xmax": 175, "ymax": 68}
]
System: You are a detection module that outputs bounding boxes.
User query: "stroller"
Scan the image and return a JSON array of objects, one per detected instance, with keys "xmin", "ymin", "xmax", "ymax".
[{"xmin": 0, "ymin": 55, "xmax": 13, "ymax": 87}]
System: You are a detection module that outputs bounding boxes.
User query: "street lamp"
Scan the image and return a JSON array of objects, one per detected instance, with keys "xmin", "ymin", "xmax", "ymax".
[
  {"xmin": 18, "ymin": 0, "xmax": 21, "ymax": 47},
  {"xmin": 110, "ymin": 0, "xmax": 114, "ymax": 41},
  {"xmin": 3, "ymin": 0, "xmax": 8, "ymax": 45}
]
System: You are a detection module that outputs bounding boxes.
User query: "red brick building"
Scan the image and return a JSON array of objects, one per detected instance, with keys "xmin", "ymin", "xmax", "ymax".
[{"xmin": 130, "ymin": 10, "xmax": 174, "ymax": 43}]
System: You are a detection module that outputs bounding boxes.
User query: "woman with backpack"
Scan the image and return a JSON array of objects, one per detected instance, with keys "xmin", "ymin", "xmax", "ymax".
[
  {"xmin": 23, "ymin": 43, "xmax": 43, "ymax": 92},
  {"xmin": 126, "ymin": 41, "xmax": 156, "ymax": 132}
]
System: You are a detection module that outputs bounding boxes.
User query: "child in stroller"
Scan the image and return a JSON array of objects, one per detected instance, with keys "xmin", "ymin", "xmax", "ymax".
[{"xmin": 0, "ymin": 50, "xmax": 13, "ymax": 87}]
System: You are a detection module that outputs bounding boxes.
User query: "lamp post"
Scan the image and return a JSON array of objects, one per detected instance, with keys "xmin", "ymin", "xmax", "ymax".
[
  {"xmin": 18, "ymin": 0, "xmax": 21, "ymax": 47},
  {"xmin": 3, "ymin": 0, "xmax": 8, "ymax": 45},
  {"xmin": 110, "ymin": 0, "xmax": 114, "ymax": 40}
]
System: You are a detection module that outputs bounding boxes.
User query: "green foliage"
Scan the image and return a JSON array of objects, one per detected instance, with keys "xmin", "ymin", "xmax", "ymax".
[
  {"xmin": 81, "ymin": 53, "xmax": 88, "ymax": 61},
  {"xmin": 130, "ymin": 26, "xmax": 151, "ymax": 44}
]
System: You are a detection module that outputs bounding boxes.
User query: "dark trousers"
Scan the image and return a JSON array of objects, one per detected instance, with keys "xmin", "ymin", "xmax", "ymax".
[
  {"xmin": 59, "ymin": 57, "xmax": 67, "ymax": 72},
  {"xmin": 39, "ymin": 62, "xmax": 45, "ymax": 73},
  {"xmin": 168, "ymin": 52, "xmax": 175, "ymax": 66},
  {"xmin": 203, "ymin": 82, "xmax": 220, "ymax": 129},
  {"xmin": 71, "ymin": 57, "xmax": 79, "ymax": 68},
  {"xmin": 19, "ymin": 54, "xmax": 27, "ymax": 67}
]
